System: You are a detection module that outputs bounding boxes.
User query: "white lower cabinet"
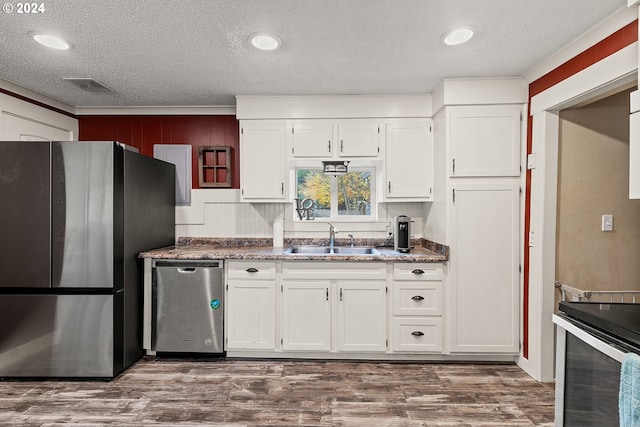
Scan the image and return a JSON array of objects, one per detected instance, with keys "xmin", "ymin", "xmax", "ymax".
[
  {"xmin": 393, "ymin": 318, "xmax": 443, "ymax": 352},
  {"xmin": 282, "ymin": 262, "xmax": 387, "ymax": 354},
  {"xmin": 281, "ymin": 281, "xmax": 331, "ymax": 351},
  {"xmin": 226, "ymin": 261, "xmax": 277, "ymax": 350},
  {"xmin": 391, "ymin": 263, "xmax": 444, "ymax": 353},
  {"xmin": 337, "ymin": 281, "xmax": 387, "ymax": 352},
  {"xmin": 449, "ymin": 181, "xmax": 520, "ymax": 354},
  {"xmin": 225, "ymin": 260, "xmax": 455, "ymax": 358}
]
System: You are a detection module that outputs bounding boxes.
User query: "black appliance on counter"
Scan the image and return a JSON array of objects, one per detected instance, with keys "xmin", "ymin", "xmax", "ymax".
[
  {"xmin": 554, "ymin": 301, "xmax": 640, "ymax": 426},
  {"xmin": 394, "ymin": 215, "xmax": 411, "ymax": 253},
  {"xmin": 0, "ymin": 141, "xmax": 175, "ymax": 379}
]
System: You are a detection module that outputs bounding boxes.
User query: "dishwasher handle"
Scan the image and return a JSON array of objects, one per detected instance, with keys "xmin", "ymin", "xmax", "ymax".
[{"xmin": 177, "ymin": 267, "xmax": 196, "ymax": 273}]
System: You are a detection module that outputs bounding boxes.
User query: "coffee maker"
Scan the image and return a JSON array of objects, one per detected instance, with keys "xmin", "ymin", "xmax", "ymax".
[{"xmin": 394, "ymin": 215, "xmax": 411, "ymax": 253}]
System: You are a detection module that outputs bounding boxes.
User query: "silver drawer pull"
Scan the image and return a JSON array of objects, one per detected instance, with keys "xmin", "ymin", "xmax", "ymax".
[
  {"xmin": 411, "ymin": 295, "xmax": 424, "ymax": 301},
  {"xmin": 412, "ymin": 269, "xmax": 425, "ymax": 275},
  {"xmin": 246, "ymin": 268, "xmax": 259, "ymax": 273},
  {"xmin": 411, "ymin": 331, "xmax": 424, "ymax": 337}
]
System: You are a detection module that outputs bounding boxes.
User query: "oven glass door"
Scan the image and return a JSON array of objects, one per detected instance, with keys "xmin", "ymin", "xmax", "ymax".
[{"xmin": 563, "ymin": 332, "xmax": 621, "ymax": 426}]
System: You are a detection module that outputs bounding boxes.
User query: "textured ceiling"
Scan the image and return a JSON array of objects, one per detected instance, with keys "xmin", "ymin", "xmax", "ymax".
[{"xmin": 0, "ymin": 0, "xmax": 629, "ymax": 107}]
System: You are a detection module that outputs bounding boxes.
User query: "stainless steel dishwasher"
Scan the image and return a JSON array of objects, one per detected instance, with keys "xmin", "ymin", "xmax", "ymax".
[{"xmin": 152, "ymin": 260, "xmax": 224, "ymax": 354}]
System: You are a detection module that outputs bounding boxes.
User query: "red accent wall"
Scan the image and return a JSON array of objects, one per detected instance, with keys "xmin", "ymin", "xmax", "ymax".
[
  {"xmin": 78, "ymin": 115, "xmax": 240, "ymax": 189},
  {"xmin": 522, "ymin": 20, "xmax": 638, "ymax": 359}
]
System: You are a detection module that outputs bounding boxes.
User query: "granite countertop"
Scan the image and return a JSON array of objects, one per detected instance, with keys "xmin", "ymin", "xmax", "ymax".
[{"xmin": 140, "ymin": 237, "xmax": 448, "ymax": 263}]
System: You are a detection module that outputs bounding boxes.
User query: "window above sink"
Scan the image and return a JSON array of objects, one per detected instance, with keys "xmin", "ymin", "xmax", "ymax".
[{"xmin": 294, "ymin": 165, "xmax": 376, "ymax": 221}]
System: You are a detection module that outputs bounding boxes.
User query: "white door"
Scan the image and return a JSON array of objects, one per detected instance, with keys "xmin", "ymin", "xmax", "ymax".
[
  {"xmin": 448, "ymin": 105, "xmax": 522, "ymax": 177},
  {"xmin": 290, "ymin": 120, "xmax": 334, "ymax": 157},
  {"xmin": 226, "ymin": 280, "xmax": 276, "ymax": 350},
  {"xmin": 240, "ymin": 120, "xmax": 287, "ymax": 200},
  {"xmin": 337, "ymin": 281, "xmax": 387, "ymax": 352},
  {"xmin": 449, "ymin": 180, "xmax": 520, "ymax": 353},
  {"xmin": 2, "ymin": 111, "xmax": 74, "ymax": 141},
  {"xmin": 385, "ymin": 118, "xmax": 433, "ymax": 200},
  {"xmin": 281, "ymin": 281, "xmax": 331, "ymax": 351},
  {"xmin": 336, "ymin": 119, "xmax": 380, "ymax": 157}
]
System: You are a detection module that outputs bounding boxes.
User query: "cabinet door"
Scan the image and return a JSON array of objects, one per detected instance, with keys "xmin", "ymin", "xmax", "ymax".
[
  {"xmin": 448, "ymin": 105, "xmax": 522, "ymax": 177},
  {"xmin": 336, "ymin": 119, "xmax": 381, "ymax": 157},
  {"xmin": 290, "ymin": 120, "xmax": 334, "ymax": 158},
  {"xmin": 226, "ymin": 279, "xmax": 276, "ymax": 350},
  {"xmin": 337, "ymin": 281, "xmax": 387, "ymax": 352},
  {"xmin": 240, "ymin": 120, "xmax": 287, "ymax": 200},
  {"xmin": 449, "ymin": 180, "xmax": 520, "ymax": 353},
  {"xmin": 281, "ymin": 281, "xmax": 331, "ymax": 351},
  {"xmin": 385, "ymin": 118, "xmax": 433, "ymax": 200}
]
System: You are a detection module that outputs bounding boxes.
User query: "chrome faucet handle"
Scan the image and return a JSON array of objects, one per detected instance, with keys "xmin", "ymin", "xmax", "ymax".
[{"xmin": 348, "ymin": 234, "xmax": 354, "ymax": 247}]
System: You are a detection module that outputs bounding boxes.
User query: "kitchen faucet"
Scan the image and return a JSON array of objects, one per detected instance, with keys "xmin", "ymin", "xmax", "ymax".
[
  {"xmin": 328, "ymin": 223, "xmax": 338, "ymax": 252},
  {"xmin": 348, "ymin": 234, "xmax": 354, "ymax": 247}
]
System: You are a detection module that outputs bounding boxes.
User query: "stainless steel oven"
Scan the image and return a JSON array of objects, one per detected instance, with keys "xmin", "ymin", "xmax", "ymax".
[{"xmin": 554, "ymin": 302, "xmax": 640, "ymax": 427}]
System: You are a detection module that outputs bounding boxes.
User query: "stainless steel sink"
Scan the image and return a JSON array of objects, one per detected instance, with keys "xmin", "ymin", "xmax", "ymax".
[
  {"xmin": 332, "ymin": 247, "xmax": 378, "ymax": 255},
  {"xmin": 285, "ymin": 246, "xmax": 378, "ymax": 255},
  {"xmin": 286, "ymin": 246, "xmax": 332, "ymax": 254}
]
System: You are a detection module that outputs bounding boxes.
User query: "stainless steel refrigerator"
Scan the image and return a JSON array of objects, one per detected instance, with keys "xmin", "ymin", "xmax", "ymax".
[{"xmin": 0, "ymin": 141, "xmax": 175, "ymax": 379}]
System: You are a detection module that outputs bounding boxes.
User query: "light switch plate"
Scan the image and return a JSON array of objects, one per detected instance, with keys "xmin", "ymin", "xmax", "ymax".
[
  {"xmin": 527, "ymin": 153, "xmax": 536, "ymax": 170},
  {"xmin": 602, "ymin": 214, "xmax": 614, "ymax": 232}
]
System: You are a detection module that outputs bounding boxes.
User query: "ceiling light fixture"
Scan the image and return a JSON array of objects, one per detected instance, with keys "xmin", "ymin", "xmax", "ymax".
[
  {"xmin": 249, "ymin": 32, "xmax": 281, "ymax": 51},
  {"xmin": 32, "ymin": 33, "xmax": 71, "ymax": 50},
  {"xmin": 442, "ymin": 26, "xmax": 475, "ymax": 46}
]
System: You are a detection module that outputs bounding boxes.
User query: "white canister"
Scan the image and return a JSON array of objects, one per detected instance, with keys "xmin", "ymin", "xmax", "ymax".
[{"xmin": 273, "ymin": 219, "xmax": 284, "ymax": 248}]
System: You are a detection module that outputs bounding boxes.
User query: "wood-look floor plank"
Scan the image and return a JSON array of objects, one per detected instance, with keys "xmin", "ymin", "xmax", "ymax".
[{"xmin": 0, "ymin": 359, "xmax": 555, "ymax": 426}]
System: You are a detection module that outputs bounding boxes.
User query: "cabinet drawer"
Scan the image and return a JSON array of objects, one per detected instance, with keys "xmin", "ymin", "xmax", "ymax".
[
  {"xmin": 393, "ymin": 263, "xmax": 443, "ymax": 281},
  {"xmin": 393, "ymin": 282, "xmax": 442, "ymax": 316},
  {"xmin": 393, "ymin": 318, "xmax": 443, "ymax": 353},
  {"xmin": 227, "ymin": 261, "xmax": 276, "ymax": 280}
]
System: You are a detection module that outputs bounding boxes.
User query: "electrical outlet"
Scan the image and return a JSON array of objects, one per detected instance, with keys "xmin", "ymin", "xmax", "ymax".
[{"xmin": 602, "ymin": 214, "xmax": 614, "ymax": 232}]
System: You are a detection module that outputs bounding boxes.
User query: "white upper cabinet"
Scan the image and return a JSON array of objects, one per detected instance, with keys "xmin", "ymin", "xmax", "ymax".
[
  {"xmin": 289, "ymin": 120, "xmax": 334, "ymax": 157},
  {"xmin": 448, "ymin": 105, "xmax": 522, "ymax": 177},
  {"xmin": 384, "ymin": 118, "xmax": 433, "ymax": 201},
  {"xmin": 240, "ymin": 120, "xmax": 287, "ymax": 200},
  {"xmin": 336, "ymin": 119, "xmax": 381, "ymax": 157},
  {"xmin": 289, "ymin": 119, "xmax": 381, "ymax": 159}
]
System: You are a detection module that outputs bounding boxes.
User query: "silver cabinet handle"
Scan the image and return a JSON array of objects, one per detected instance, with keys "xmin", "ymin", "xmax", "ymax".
[
  {"xmin": 246, "ymin": 268, "xmax": 258, "ymax": 273},
  {"xmin": 411, "ymin": 331, "xmax": 425, "ymax": 337},
  {"xmin": 328, "ymin": 140, "xmax": 331, "ymax": 153},
  {"xmin": 326, "ymin": 288, "xmax": 329, "ymax": 301},
  {"xmin": 281, "ymin": 182, "xmax": 284, "ymax": 195},
  {"xmin": 388, "ymin": 181, "xmax": 391, "ymax": 194},
  {"xmin": 411, "ymin": 295, "xmax": 424, "ymax": 301},
  {"xmin": 340, "ymin": 288, "xmax": 343, "ymax": 301},
  {"xmin": 340, "ymin": 140, "xmax": 344, "ymax": 152},
  {"xmin": 412, "ymin": 269, "xmax": 425, "ymax": 275}
]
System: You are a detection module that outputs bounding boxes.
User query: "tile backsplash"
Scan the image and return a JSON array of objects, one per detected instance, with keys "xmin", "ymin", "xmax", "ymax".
[{"xmin": 175, "ymin": 189, "xmax": 427, "ymax": 241}]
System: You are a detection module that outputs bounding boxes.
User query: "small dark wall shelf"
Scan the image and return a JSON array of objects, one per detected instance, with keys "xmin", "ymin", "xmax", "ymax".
[{"xmin": 199, "ymin": 146, "xmax": 232, "ymax": 188}]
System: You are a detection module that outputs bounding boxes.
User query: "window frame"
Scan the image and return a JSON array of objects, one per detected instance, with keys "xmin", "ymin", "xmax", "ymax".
[{"xmin": 294, "ymin": 164, "xmax": 376, "ymax": 221}]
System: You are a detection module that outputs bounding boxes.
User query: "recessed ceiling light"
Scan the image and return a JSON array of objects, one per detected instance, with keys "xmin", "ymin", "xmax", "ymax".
[
  {"xmin": 249, "ymin": 32, "xmax": 281, "ymax": 51},
  {"xmin": 442, "ymin": 26, "xmax": 475, "ymax": 46},
  {"xmin": 32, "ymin": 33, "xmax": 71, "ymax": 50}
]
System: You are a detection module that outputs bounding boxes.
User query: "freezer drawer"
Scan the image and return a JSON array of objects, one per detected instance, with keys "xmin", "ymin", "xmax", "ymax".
[
  {"xmin": 152, "ymin": 260, "xmax": 224, "ymax": 353},
  {"xmin": 0, "ymin": 294, "xmax": 117, "ymax": 378}
]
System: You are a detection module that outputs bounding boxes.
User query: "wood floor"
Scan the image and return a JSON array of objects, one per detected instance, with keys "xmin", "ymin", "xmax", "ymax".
[{"xmin": 0, "ymin": 358, "xmax": 555, "ymax": 426}]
